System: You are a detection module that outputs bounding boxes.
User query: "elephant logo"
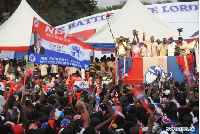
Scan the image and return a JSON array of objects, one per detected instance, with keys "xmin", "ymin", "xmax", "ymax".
[
  {"xmin": 29, "ymin": 54, "xmax": 36, "ymax": 62},
  {"xmin": 145, "ymin": 65, "xmax": 172, "ymax": 84},
  {"xmin": 34, "ymin": 19, "xmax": 39, "ymax": 27},
  {"xmin": 79, "ymin": 82, "xmax": 88, "ymax": 88},
  {"xmin": 70, "ymin": 46, "xmax": 85, "ymax": 58}
]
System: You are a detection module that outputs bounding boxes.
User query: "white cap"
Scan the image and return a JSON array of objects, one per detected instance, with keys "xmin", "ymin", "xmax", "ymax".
[{"xmin": 0, "ymin": 82, "xmax": 5, "ymax": 92}]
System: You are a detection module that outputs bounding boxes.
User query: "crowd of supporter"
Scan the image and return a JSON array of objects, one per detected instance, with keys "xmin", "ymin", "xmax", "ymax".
[
  {"xmin": 0, "ymin": 51, "xmax": 198, "ymax": 134},
  {"xmin": 0, "ymin": 33, "xmax": 199, "ymax": 134}
]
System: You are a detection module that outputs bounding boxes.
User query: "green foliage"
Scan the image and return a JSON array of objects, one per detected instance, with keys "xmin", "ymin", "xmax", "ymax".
[
  {"xmin": 42, "ymin": 0, "xmax": 97, "ymax": 26},
  {"xmin": 156, "ymin": 0, "xmax": 172, "ymax": 4},
  {"xmin": 0, "ymin": 0, "xmax": 97, "ymax": 26},
  {"xmin": 177, "ymin": 0, "xmax": 195, "ymax": 2},
  {"xmin": 140, "ymin": 0, "xmax": 152, "ymax": 5},
  {"xmin": 93, "ymin": 0, "xmax": 126, "ymax": 14}
]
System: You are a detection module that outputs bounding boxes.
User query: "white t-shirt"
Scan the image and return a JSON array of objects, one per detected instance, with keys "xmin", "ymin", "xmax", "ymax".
[
  {"xmin": 50, "ymin": 64, "xmax": 58, "ymax": 73},
  {"xmin": 40, "ymin": 65, "xmax": 49, "ymax": 76},
  {"xmin": 168, "ymin": 42, "xmax": 176, "ymax": 56}
]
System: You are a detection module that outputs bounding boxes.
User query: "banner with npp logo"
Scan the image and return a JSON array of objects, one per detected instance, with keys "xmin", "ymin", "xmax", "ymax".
[{"xmin": 28, "ymin": 17, "xmax": 91, "ymax": 70}]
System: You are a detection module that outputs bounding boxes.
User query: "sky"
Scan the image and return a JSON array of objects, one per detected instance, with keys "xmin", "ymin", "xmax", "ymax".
[{"xmin": 96, "ymin": 0, "xmax": 177, "ymax": 8}]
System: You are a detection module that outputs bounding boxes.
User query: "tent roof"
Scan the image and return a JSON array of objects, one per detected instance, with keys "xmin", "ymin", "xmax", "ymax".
[
  {"xmin": 85, "ymin": 0, "xmax": 191, "ymax": 50},
  {"xmin": 0, "ymin": 0, "xmax": 48, "ymax": 52}
]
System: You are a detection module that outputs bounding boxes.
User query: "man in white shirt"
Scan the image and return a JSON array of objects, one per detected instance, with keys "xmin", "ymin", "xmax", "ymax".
[
  {"xmin": 39, "ymin": 64, "xmax": 49, "ymax": 77},
  {"xmin": 168, "ymin": 37, "xmax": 176, "ymax": 56}
]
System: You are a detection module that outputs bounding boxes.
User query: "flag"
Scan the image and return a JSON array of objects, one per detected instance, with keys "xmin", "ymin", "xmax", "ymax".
[
  {"xmin": 130, "ymin": 87, "xmax": 153, "ymax": 116},
  {"xmin": 72, "ymin": 76, "xmax": 89, "ymax": 91},
  {"xmin": 117, "ymin": 57, "xmax": 133, "ymax": 80},
  {"xmin": 28, "ymin": 17, "xmax": 92, "ymax": 70},
  {"xmin": 119, "ymin": 56, "xmax": 194, "ymax": 85},
  {"xmin": 11, "ymin": 69, "xmax": 33, "ymax": 95},
  {"xmin": 114, "ymin": 106, "xmax": 125, "ymax": 118}
]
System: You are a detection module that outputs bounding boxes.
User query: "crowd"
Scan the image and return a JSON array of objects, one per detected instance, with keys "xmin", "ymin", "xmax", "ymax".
[
  {"xmin": 0, "ymin": 48, "xmax": 198, "ymax": 134},
  {"xmin": 0, "ymin": 31, "xmax": 199, "ymax": 134}
]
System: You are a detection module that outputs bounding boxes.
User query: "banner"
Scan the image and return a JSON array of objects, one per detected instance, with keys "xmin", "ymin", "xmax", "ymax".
[
  {"xmin": 56, "ymin": 2, "xmax": 198, "ymax": 37},
  {"xmin": 28, "ymin": 17, "xmax": 92, "ymax": 70},
  {"xmin": 117, "ymin": 55, "xmax": 194, "ymax": 85},
  {"xmin": 0, "ymin": 51, "xmax": 26, "ymax": 60}
]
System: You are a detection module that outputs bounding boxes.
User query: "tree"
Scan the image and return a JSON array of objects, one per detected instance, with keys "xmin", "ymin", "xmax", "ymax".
[
  {"xmin": 156, "ymin": 0, "xmax": 172, "ymax": 4},
  {"xmin": 0, "ymin": 0, "xmax": 97, "ymax": 26},
  {"xmin": 93, "ymin": 0, "xmax": 126, "ymax": 14},
  {"xmin": 141, "ymin": 0, "xmax": 152, "ymax": 5},
  {"xmin": 177, "ymin": 0, "xmax": 194, "ymax": 2},
  {"xmin": 42, "ymin": 0, "xmax": 97, "ymax": 26}
]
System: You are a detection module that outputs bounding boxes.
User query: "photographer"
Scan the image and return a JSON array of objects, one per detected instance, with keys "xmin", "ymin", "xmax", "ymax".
[
  {"xmin": 115, "ymin": 36, "xmax": 127, "ymax": 57},
  {"xmin": 175, "ymin": 37, "xmax": 190, "ymax": 56}
]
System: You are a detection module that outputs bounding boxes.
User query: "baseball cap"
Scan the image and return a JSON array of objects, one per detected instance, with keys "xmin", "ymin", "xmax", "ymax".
[
  {"xmin": 0, "ymin": 82, "xmax": 5, "ymax": 92},
  {"xmin": 168, "ymin": 37, "xmax": 173, "ymax": 40}
]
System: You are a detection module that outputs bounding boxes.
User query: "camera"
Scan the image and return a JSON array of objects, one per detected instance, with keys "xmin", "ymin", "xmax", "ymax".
[
  {"xmin": 123, "ymin": 38, "xmax": 130, "ymax": 42},
  {"xmin": 132, "ymin": 29, "xmax": 137, "ymax": 36}
]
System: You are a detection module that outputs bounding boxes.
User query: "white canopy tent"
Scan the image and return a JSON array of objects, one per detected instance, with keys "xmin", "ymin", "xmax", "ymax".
[
  {"xmin": 0, "ymin": 0, "xmax": 48, "ymax": 52},
  {"xmin": 86, "ymin": 0, "xmax": 191, "ymax": 50}
]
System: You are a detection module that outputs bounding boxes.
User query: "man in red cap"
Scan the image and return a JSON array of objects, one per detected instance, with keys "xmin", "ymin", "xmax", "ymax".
[{"xmin": 168, "ymin": 37, "xmax": 176, "ymax": 56}]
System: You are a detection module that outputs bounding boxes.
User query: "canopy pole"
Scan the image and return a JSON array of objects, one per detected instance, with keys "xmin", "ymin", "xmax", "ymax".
[{"xmin": 106, "ymin": 13, "xmax": 115, "ymax": 43}]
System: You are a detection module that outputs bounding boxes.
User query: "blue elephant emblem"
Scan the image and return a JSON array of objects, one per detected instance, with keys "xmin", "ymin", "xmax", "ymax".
[
  {"xmin": 145, "ymin": 65, "xmax": 172, "ymax": 84},
  {"xmin": 70, "ymin": 46, "xmax": 85, "ymax": 58}
]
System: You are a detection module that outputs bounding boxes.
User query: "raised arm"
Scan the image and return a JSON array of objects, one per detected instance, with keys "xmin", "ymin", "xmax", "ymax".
[
  {"xmin": 136, "ymin": 31, "xmax": 139, "ymax": 43},
  {"xmin": 49, "ymin": 102, "xmax": 60, "ymax": 120},
  {"xmin": 146, "ymin": 115, "xmax": 155, "ymax": 134},
  {"xmin": 77, "ymin": 102, "xmax": 90, "ymax": 129},
  {"xmin": 143, "ymin": 32, "xmax": 146, "ymax": 42},
  {"xmin": 95, "ymin": 104, "xmax": 115, "ymax": 131}
]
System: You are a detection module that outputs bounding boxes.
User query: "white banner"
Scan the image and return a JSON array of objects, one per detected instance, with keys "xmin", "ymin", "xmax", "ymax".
[{"xmin": 56, "ymin": 2, "xmax": 199, "ymax": 37}]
